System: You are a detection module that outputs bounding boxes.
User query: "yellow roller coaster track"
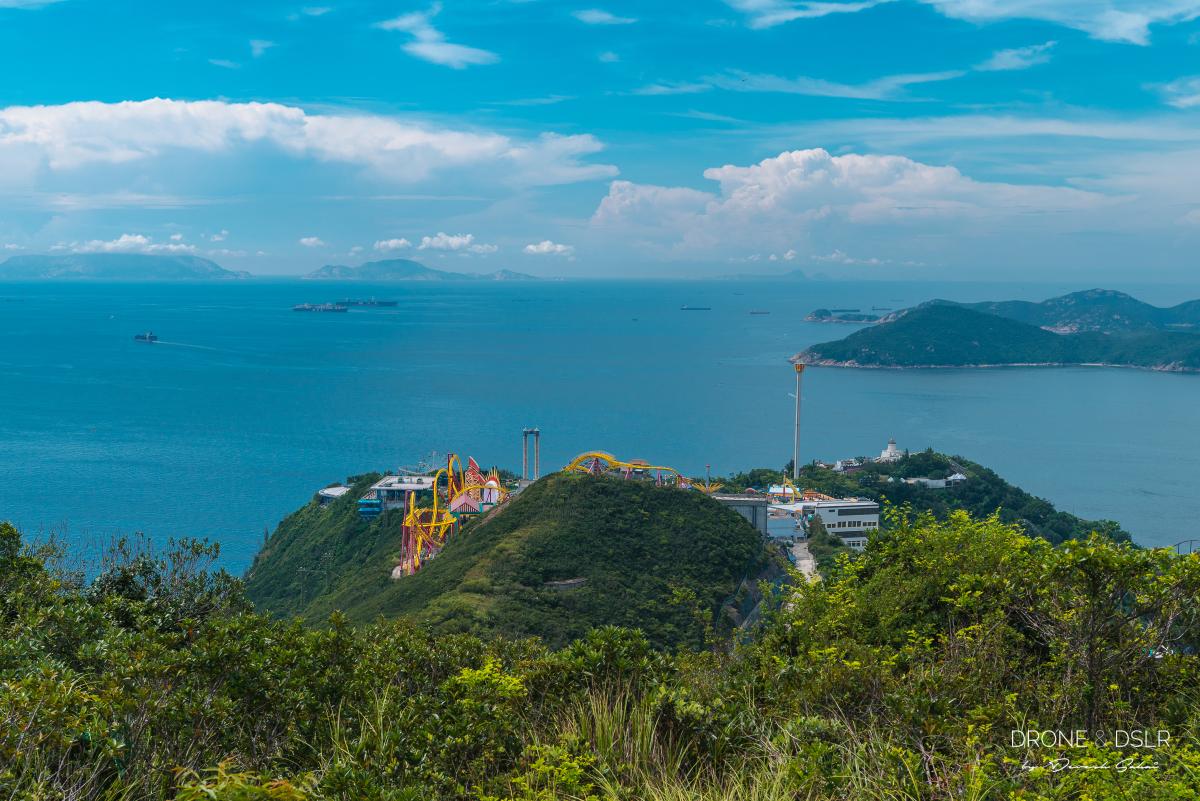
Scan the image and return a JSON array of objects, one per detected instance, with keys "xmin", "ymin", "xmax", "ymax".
[{"xmin": 563, "ymin": 451, "xmax": 683, "ymax": 480}]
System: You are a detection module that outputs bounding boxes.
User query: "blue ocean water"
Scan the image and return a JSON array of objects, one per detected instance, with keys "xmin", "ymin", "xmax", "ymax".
[{"xmin": 2, "ymin": 279, "xmax": 1197, "ymax": 570}]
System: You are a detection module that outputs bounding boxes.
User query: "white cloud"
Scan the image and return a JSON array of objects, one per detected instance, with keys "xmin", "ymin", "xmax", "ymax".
[
  {"xmin": 707, "ymin": 68, "xmax": 967, "ymax": 100},
  {"xmin": 599, "ymin": 51, "xmax": 620, "ymax": 62},
  {"xmin": 922, "ymin": 0, "xmax": 1200, "ymax": 45},
  {"xmin": 1157, "ymin": 75, "xmax": 1200, "ymax": 107},
  {"xmin": 70, "ymin": 233, "xmax": 197, "ymax": 254},
  {"xmin": 250, "ymin": 39, "xmax": 276, "ymax": 58},
  {"xmin": 208, "ymin": 59, "xmax": 241, "ymax": 70},
  {"xmin": 376, "ymin": 4, "xmax": 499, "ymax": 69},
  {"xmin": 976, "ymin": 41, "xmax": 1057, "ymax": 71},
  {"xmin": 418, "ymin": 232, "xmax": 497, "ymax": 253},
  {"xmin": 725, "ymin": 0, "xmax": 1200, "ymax": 43},
  {"xmin": 573, "ymin": 8, "xmax": 637, "ymax": 24},
  {"xmin": 0, "ymin": 98, "xmax": 615, "ymax": 187},
  {"xmin": 0, "ymin": 0, "xmax": 67, "ymax": 7},
  {"xmin": 524, "ymin": 239, "xmax": 575, "ymax": 256},
  {"xmin": 592, "ymin": 147, "xmax": 1108, "ymax": 257},
  {"xmin": 300, "ymin": 6, "xmax": 331, "ymax": 16},
  {"xmin": 3, "ymin": 243, "xmax": 24, "ymax": 250},
  {"xmin": 209, "ymin": 229, "xmax": 229, "ymax": 242},
  {"xmin": 374, "ymin": 237, "xmax": 412, "ymax": 251},
  {"xmin": 299, "ymin": 236, "xmax": 325, "ymax": 247},
  {"xmin": 813, "ymin": 249, "xmax": 885, "ymax": 265},
  {"xmin": 723, "ymin": 0, "xmax": 888, "ymax": 29}
]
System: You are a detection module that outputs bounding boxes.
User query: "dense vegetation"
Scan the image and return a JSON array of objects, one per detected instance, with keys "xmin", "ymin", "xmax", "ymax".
[
  {"xmin": 720, "ymin": 450, "xmax": 1127, "ymax": 545},
  {"xmin": 246, "ymin": 473, "xmax": 779, "ymax": 649},
  {"xmin": 5, "ymin": 507, "xmax": 1199, "ymax": 800},
  {"xmin": 799, "ymin": 303, "xmax": 1200, "ymax": 370}
]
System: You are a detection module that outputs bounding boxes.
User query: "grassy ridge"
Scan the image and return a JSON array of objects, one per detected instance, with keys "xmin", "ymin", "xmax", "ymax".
[{"xmin": 246, "ymin": 472, "xmax": 776, "ymax": 649}]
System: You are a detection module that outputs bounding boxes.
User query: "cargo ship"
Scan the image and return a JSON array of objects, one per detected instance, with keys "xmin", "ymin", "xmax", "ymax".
[
  {"xmin": 293, "ymin": 303, "xmax": 349, "ymax": 313},
  {"xmin": 133, "ymin": 331, "xmax": 158, "ymax": 342},
  {"xmin": 341, "ymin": 298, "xmax": 398, "ymax": 307},
  {"xmin": 680, "ymin": 305, "xmax": 712, "ymax": 311}
]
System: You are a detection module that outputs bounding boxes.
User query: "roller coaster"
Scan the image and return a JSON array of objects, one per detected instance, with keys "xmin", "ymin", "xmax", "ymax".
[
  {"xmin": 395, "ymin": 454, "xmax": 508, "ymax": 577},
  {"xmin": 562, "ymin": 451, "xmax": 723, "ymax": 492}
]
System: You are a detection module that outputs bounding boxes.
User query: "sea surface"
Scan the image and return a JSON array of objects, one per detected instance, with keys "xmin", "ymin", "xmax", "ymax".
[{"xmin": 2, "ymin": 278, "xmax": 1198, "ymax": 570}]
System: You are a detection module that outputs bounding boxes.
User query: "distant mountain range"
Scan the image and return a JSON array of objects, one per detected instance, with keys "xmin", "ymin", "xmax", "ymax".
[
  {"xmin": 304, "ymin": 258, "xmax": 537, "ymax": 282},
  {"xmin": 0, "ymin": 254, "xmax": 249, "ymax": 280},
  {"xmin": 796, "ymin": 290, "xmax": 1200, "ymax": 373}
]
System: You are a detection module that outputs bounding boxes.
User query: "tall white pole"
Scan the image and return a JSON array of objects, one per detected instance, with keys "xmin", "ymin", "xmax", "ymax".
[{"xmin": 793, "ymin": 364, "xmax": 804, "ymax": 480}]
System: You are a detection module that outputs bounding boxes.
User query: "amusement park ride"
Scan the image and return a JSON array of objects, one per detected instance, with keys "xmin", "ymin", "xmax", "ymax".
[
  {"xmin": 393, "ymin": 446, "xmax": 827, "ymax": 579},
  {"xmin": 394, "ymin": 454, "xmax": 506, "ymax": 577}
]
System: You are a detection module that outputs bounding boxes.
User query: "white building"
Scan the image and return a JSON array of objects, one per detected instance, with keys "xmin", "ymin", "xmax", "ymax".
[
  {"xmin": 771, "ymin": 498, "xmax": 881, "ymax": 552},
  {"xmin": 877, "ymin": 438, "xmax": 903, "ymax": 463},
  {"xmin": 317, "ymin": 485, "xmax": 351, "ymax": 504}
]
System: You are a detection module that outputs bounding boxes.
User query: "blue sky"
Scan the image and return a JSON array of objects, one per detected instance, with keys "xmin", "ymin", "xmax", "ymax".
[{"xmin": 2, "ymin": 0, "xmax": 1200, "ymax": 279}]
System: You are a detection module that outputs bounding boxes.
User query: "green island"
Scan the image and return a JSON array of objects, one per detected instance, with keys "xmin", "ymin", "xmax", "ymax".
[
  {"xmin": 7, "ymin": 445, "xmax": 1197, "ymax": 801},
  {"xmin": 798, "ymin": 294, "xmax": 1200, "ymax": 371}
]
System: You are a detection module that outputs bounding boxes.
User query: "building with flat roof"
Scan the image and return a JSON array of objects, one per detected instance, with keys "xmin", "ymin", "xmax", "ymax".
[
  {"xmin": 772, "ymin": 497, "xmax": 880, "ymax": 551},
  {"xmin": 317, "ymin": 485, "xmax": 351, "ymax": 504},
  {"xmin": 358, "ymin": 474, "xmax": 436, "ymax": 520},
  {"xmin": 712, "ymin": 493, "xmax": 770, "ymax": 536}
]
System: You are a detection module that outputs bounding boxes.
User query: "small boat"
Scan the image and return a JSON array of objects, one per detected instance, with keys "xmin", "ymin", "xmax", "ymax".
[
  {"xmin": 680, "ymin": 305, "xmax": 712, "ymax": 311},
  {"xmin": 341, "ymin": 298, "xmax": 398, "ymax": 307},
  {"xmin": 133, "ymin": 331, "xmax": 158, "ymax": 343},
  {"xmin": 749, "ymin": 310, "xmax": 771, "ymax": 315},
  {"xmin": 293, "ymin": 303, "xmax": 349, "ymax": 313}
]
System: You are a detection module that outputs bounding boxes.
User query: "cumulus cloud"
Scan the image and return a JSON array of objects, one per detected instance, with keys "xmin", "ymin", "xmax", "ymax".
[
  {"xmin": 573, "ymin": 8, "xmax": 637, "ymax": 24},
  {"xmin": 299, "ymin": 236, "xmax": 325, "ymax": 247},
  {"xmin": 374, "ymin": 237, "xmax": 412, "ymax": 251},
  {"xmin": 209, "ymin": 229, "xmax": 229, "ymax": 242},
  {"xmin": 0, "ymin": 98, "xmax": 615, "ymax": 188},
  {"xmin": 418, "ymin": 232, "xmax": 497, "ymax": 253},
  {"xmin": 69, "ymin": 233, "xmax": 197, "ymax": 254},
  {"xmin": 976, "ymin": 41, "xmax": 1057, "ymax": 71},
  {"xmin": 725, "ymin": 0, "xmax": 1200, "ymax": 43},
  {"xmin": 523, "ymin": 239, "xmax": 575, "ymax": 256},
  {"xmin": 1157, "ymin": 75, "xmax": 1200, "ymax": 108},
  {"xmin": 376, "ymin": 4, "xmax": 499, "ymax": 69},
  {"xmin": 592, "ymin": 148, "xmax": 1107, "ymax": 257},
  {"xmin": 250, "ymin": 39, "xmax": 276, "ymax": 58}
]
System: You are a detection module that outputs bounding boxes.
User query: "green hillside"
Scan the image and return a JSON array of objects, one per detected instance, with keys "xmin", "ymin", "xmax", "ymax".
[
  {"xmin": 955, "ymin": 288, "xmax": 1200, "ymax": 332},
  {"xmin": 799, "ymin": 303, "xmax": 1200, "ymax": 370},
  {"xmin": 246, "ymin": 472, "xmax": 778, "ymax": 649}
]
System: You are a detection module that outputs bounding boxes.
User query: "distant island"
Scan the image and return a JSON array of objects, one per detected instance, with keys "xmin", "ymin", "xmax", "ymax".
[
  {"xmin": 796, "ymin": 289, "xmax": 1200, "ymax": 372},
  {"xmin": 304, "ymin": 258, "xmax": 537, "ymax": 282},
  {"xmin": 806, "ymin": 308, "xmax": 881, "ymax": 324},
  {"xmin": 0, "ymin": 254, "xmax": 249, "ymax": 281}
]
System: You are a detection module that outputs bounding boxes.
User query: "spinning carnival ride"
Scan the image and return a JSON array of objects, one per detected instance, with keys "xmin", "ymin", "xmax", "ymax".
[{"xmin": 396, "ymin": 454, "xmax": 507, "ymax": 577}]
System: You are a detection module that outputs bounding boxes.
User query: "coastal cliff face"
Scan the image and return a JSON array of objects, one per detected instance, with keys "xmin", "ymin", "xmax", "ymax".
[{"xmin": 797, "ymin": 302, "xmax": 1200, "ymax": 372}]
